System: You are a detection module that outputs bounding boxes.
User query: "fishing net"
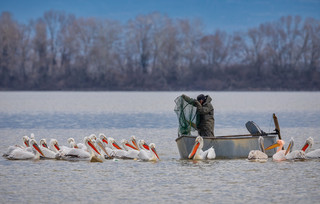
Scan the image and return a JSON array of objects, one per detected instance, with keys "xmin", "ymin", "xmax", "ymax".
[{"xmin": 174, "ymin": 95, "xmax": 198, "ymax": 135}]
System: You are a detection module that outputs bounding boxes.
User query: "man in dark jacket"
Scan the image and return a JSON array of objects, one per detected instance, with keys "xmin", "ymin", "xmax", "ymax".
[{"xmin": 182, "ymin": 94, "xmax": 215, "ymax": 137}]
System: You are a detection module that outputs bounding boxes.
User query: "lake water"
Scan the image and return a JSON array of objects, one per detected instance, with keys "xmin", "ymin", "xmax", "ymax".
[{"xmin": 0, "ymin": 91, "xmax": 319, "ymax": 203}]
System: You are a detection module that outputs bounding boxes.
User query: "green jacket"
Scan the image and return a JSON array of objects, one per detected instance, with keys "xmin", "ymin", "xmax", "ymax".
[{"xmin": 182, "ymin": 94, "xmax": 215, "ymax": 137}]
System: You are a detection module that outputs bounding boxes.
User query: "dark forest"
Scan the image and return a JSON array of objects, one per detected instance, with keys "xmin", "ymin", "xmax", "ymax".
[{"xmin": 0, "ymin": 11, "xmax": 319, "ymax": 90}]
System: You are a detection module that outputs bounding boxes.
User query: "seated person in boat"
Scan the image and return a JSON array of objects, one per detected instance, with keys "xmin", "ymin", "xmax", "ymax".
[{"xmin": 182, "ymin": 94, "xmax": 215, "ymax": 137}]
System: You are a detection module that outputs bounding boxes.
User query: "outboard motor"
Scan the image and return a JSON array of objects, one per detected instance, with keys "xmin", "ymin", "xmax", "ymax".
[{"xmin": 245, "ymin": 121, "xmax": 267, "ymax": 135}]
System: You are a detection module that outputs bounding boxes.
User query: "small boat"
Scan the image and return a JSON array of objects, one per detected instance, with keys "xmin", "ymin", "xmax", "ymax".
[{"xmin": 176, "ymin": 113, "xmax": 281, "ymax": 159}]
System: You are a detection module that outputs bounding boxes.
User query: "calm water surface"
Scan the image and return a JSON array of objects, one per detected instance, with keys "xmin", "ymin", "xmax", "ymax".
[{"xmin": 0, "ymin": 92, "xmax": 320, "ymax": 203}]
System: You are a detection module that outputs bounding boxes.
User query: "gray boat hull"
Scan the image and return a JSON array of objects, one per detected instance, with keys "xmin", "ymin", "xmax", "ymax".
[{"xmin": 176, "ymin": 134, "xmax": 278, "ymax": 159}]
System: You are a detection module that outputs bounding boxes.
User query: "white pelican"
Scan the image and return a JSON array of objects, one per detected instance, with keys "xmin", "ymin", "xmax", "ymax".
[
  {"xmin": 67, "ymin": 138, "xmax": 78, "ymax": 148},
  {"xmin": 265, "ymin": 138, "xmax": 293, "ymax": 161},
  {"xmin": 138, "ymin": 143, "xmax": 160, "ymax": 161},
  {"xmin": 301, "ymin": 137, "xmax": 313, "ymax": 152},
  {"xmin": 301, "ymin": 137, "xmax": 320, "ymax": 158},
  {"xmin": 108, "ymin": 137, "xmax": 123, "ymax": 150},
  {"xmin": 138, "ymin": 140, "xmax": 150, "ymax": 151},
  {"xmin": 89, "ymin": 134, "xmax": 97, "ymax": 143},
  {"xmin": 39, "ymin": 139, "xmax": 60, "ymax": 159},
  {"xmin": 49, "ymin": 139, "xmax": 73, "ymax": 156},
  {"xmin": 39, "ymin": 139, "xmax": 49, "ymax": 148},
  {"xmin": 3, "ymin": 135, "xmax": 32, "ymax": 157},
  {"xmin": 85, "ymin": 137, "xmax": 104, "ymax": 162},
  {"xmin": 23, "ymin": 136, "xmax": 30, "ymax": 147},
  {"xmin": 285, "ymin": 137, "xmax": 314, "ymax": 160},
  {"xmin": 248, "ymin": 136, "xmax": 268, "ymax": 161},
  {"xmin": 49, "ymin": 139, "xmax": 63, "ymax": 153},
  {"xmin": 99, "ymin": 133, "xmax": 108, "ymax": 144},
  {"xmin": 68, "ymin": 138, "xmax": 87, "ymax": 150},
  {"xmin": 95, "ymin": 138, "xmax": 113, "ymax": 159},
  {"xmin": 188, "ymin": 136, "xmax": 216, "ymax": 160},
  {"xmin": 108, "ymin": 137, "xmax": 128, "ymax": 158},
  {"xmin": 122, "ymin": 138, "xmax": 139, "ymax": 151},
  {"xmin": 121, "ymin": 139, "xmax": 139, "ymax": 159},
  {"xmin": 99, "ymin": 134, "xmax": 115, "ymax": 157},
  {"xmin": 49, "ymin": 139, "xmax": 80, "ymax": 158},
  {"xmin": 129, "ymin": 135, "xmax": 139, "ymax": 150},
  {"xmin": 3, "ymin": 146, "xmax": 20, "ymax": 158},
  {"xmin": 4, "ymin": 139, "xmax": 44, "ymax": 160}
]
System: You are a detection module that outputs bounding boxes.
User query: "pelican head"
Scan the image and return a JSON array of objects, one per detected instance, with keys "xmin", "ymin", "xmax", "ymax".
[
  {"xmin": 29, "ymin": 139, "xmax": 44, "ymax": 157},
  {"xmin": 67, "ymin": 138, "xmax": 75, "ymax": 144},
  {"xmin": 50, "ymin": 139, "xmax": 60, "ymax": 152},
  {"xmin": 149, "ymin": 143, "xmax": 160, "ymax": 160},
  {"xmin": 99, "ymin": 133, "xmax": 106, "ymax": 140},
  {"xmin": 108, "ymin": 137, "xmax": 122, "ymax": 150},
  {"xmin": 67, "ymin": 138, "xmax": 78, "ymax": 148},
  {"xmin": 89, "ymin": 134, "xmax": 97, "ymax": 142},
  {"xmin": 188, "ymin": 136, "xmax": 204, "ymax": 159},
  {"xmin": 30, "ymin": 133, "xmax": 35, "ymax": 140},
  {"xmin": 121, "ymin": 139, "xmax": 129, "ymax": 151},
  {"xmin": 138, "ymin": 140, "xmax": 150, "ymax": 150},
  {"xmin": 84, "ymin": 137, "xmax": 101, "ymax": 156},
  {"xmin": 130, "ymin": 135, "xmax": 139, "ymax": 150},
  {"xmin": 22, "ymin": 136, "xmax": 30, "ymax": 147},
  {"xmin": 301, "ymin": 137, "xmax": 314, "ymax": 152},
  {"xmin": 99, "ymin": 134, "xmax": 108, "ymax": 146},
  {"xmin": 39, "ymin": 139, "xmax": 48, "ymax": 148}
]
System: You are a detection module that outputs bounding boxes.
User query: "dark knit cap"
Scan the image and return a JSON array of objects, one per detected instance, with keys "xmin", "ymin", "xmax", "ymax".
[{"xmin": 197, "ymin": 94, "xmax": 206, "ymax": 101}]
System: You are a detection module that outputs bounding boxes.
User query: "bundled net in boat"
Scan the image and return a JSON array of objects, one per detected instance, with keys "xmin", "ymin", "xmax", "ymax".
[{"xmin": 174, "ymin": 95, "xmax": 198, "ymax": 135}]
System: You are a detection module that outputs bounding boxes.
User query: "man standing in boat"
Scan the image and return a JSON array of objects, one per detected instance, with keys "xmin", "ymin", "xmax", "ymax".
[{"xmin": 182, "ymin": 94, "xmax": 215, "ymax": 137}]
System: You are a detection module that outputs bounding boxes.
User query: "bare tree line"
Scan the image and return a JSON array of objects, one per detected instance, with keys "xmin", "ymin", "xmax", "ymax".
[{"xmin": 0, "ymin": 11, "xmax": 319, "ymax": 90}]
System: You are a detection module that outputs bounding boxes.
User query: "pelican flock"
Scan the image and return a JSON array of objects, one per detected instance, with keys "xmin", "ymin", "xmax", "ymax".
[
  {"xmin": 3, "ymin": 134, "xmax": 160, "ymax": 163},
  {"xmin": 263, "ymin": 137, "xmax": 318, "ymax": 161},
  {"xmin": 3, "ymin": 134, "xmax": 319, "ymax": 163},
  {"xmin": 246, "ymin": 136, "xmax": 319, "ymax": 162}
]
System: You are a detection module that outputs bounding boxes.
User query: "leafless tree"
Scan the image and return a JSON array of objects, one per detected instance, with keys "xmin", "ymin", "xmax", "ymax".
[{"xmin": 0, "ymin": 11, "xmax": 319, "ymax": 90}]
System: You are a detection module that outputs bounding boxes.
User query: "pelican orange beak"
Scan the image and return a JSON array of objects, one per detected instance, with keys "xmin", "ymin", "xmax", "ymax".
[
  {"xmin": 54, "ymin": 143, "xmax": 60, "ymax": 151},
  {"xmin": 88, "ymin": 140, "xmax": 101, "ymax": 155},
  {"xmin": 24, "ymin": 141, "xmax": 29, "ymax": 147},
  {"xmin": 188, "ymin": 141, "xmax": 200, "ymax": 159},
  {"xmin": 259, "ymin": 141, "xmax": 265, "ymax": 153},
  {"xmin": 301, "ymin": 143, "xmax": 309, "ymax": 152},
  {"xmin": 151, "ymin": 147, "xmax": 160, "ymax": 160},
  {"xmin": 112, "ymin": 141, "xmax": 122, "ymax": 150},
  {"xmin": 33, "ymin": 143, "xmax": 45, "ymax": 157},
  {"xmin": 143, "ymin": 143, "xmax": 150, "ymax": 150},
  {"xmin": 125, "ymin": 143, "xmax": 138, "ymax": 150},
  {"xmin": 97, "ymin": 141, "xmax": 110, "ymax": 157},
  {"xmin": 285, "ymin": 141, "xmax": 293, "ymax": 155},
  {"xmin": 265, "ymin": 143, "xmax": 280, "ymax": 151},
  {"xmin": 42, "ymin": 143, "xmax": 48, "ymax": 148},
  {"xmin": 131, "ymin": 139, "xmax": 139, "ymax": 150},
  {"xmin": 102, "ymin": 138, "xmax": 108, "ymax": 145}
]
